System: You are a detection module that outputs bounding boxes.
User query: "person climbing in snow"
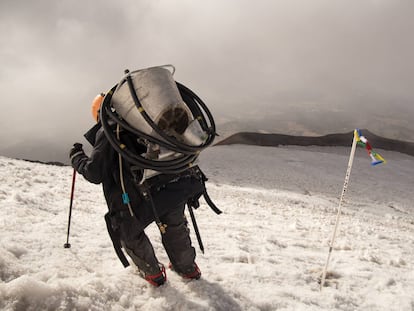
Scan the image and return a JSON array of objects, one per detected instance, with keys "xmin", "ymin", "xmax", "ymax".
[{"xmin": 69, "ymin": 67, "xmax": 219, "ymax": 287}]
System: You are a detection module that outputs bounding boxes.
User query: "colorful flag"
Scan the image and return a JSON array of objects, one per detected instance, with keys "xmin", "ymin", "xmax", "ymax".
[{"xmin": 354, "ymin": 129, "xmax": 386, "ymax": 166}]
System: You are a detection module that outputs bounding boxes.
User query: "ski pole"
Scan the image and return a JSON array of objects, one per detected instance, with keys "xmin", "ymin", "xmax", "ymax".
[
  {"xmin": 320, "ymin": 132, "xmax": 357, "ymax": 290},
  {"xmin": 64, "ymin": 168, "xmax": 77, "ymax": 249}
]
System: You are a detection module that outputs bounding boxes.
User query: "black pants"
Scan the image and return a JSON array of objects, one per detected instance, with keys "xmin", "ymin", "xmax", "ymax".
[{"xmin": 120, "ymin": 203, "xmax": 196, "ymax": 275}]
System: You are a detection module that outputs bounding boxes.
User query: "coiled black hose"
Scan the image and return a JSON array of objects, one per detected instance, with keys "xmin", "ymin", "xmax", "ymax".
[{"xmin": 100, "ymin": 76, "xmax": 216, "ymax": 174}]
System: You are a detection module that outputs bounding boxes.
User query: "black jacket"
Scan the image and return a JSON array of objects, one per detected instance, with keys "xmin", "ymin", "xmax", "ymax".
[
  {"xmin": 71, "ymin": 126, "xmax": 206, "ymax": 227},
  {"xmin": 72, "ymin": 126, "xmax": 146, "ymax": 215}
]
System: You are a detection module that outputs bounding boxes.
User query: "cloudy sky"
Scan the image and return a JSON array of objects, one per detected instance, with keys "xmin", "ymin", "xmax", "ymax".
[{"xmin": 1, "ymin": 0, "xmax": 413, "ymax": 161}]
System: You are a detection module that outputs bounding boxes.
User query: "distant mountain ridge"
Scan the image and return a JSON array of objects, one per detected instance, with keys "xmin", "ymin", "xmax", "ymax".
[{"xmin": 215, "ymin": 130, "xmax": 414, "ymax": 156}]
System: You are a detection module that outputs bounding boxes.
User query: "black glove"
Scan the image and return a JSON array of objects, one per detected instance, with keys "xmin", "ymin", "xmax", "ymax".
[{"xmin": 69, "ymin": 143, "xmax": 85, "ymax": 160}]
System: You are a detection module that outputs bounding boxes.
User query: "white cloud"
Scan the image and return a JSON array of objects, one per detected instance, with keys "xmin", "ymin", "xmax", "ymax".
[{"xmin": 0, "ymin": 0, "xmax": 413, "ymax": 156}]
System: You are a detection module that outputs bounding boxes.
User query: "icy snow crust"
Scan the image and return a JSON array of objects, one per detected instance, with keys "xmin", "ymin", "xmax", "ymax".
[{"xmin": 0, "ymin": 145, "xmax": 413, "ymax": 310}]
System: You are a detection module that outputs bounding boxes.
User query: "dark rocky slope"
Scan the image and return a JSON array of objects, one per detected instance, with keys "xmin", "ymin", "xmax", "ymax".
[{"xmin": 215, "ymin": 130, "xmax": 414, "ymax": 156}]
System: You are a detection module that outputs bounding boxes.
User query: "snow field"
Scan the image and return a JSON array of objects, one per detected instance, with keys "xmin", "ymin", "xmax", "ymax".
[{"xmin": 1, "ymin": 144, "xmax": 414, "ymax": 310}]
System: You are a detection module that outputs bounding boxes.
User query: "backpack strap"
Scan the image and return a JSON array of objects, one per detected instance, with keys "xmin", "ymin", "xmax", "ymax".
[
  {"xmin": 192, "ymin": 166, "xmax": 222, "ymax": 215},
  {"xmin": 104, "ymin": 212, "xmax": 130, "ymax": 268}
]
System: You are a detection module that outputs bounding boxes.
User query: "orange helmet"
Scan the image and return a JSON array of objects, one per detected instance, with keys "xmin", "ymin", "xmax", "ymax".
[{"xmin": 91, "ymin": 93, "xmax": 105, "ymax": 122}]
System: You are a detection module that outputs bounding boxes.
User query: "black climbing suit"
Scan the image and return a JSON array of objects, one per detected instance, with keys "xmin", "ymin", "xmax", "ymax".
[{"xmin": 71, "ymin": 126, "xmax": 198, "ymax": 275}]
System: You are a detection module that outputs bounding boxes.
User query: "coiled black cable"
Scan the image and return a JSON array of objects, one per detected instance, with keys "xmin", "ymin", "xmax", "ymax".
[{"xmin": 99, "ymin": 74, "xmax": 216, "ymax": 174}]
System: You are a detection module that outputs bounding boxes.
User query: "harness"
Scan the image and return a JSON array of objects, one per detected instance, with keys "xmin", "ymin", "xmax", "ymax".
[{"xmin": 105, "ymin": 164, "xmax": 221, "ymax": 267}]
